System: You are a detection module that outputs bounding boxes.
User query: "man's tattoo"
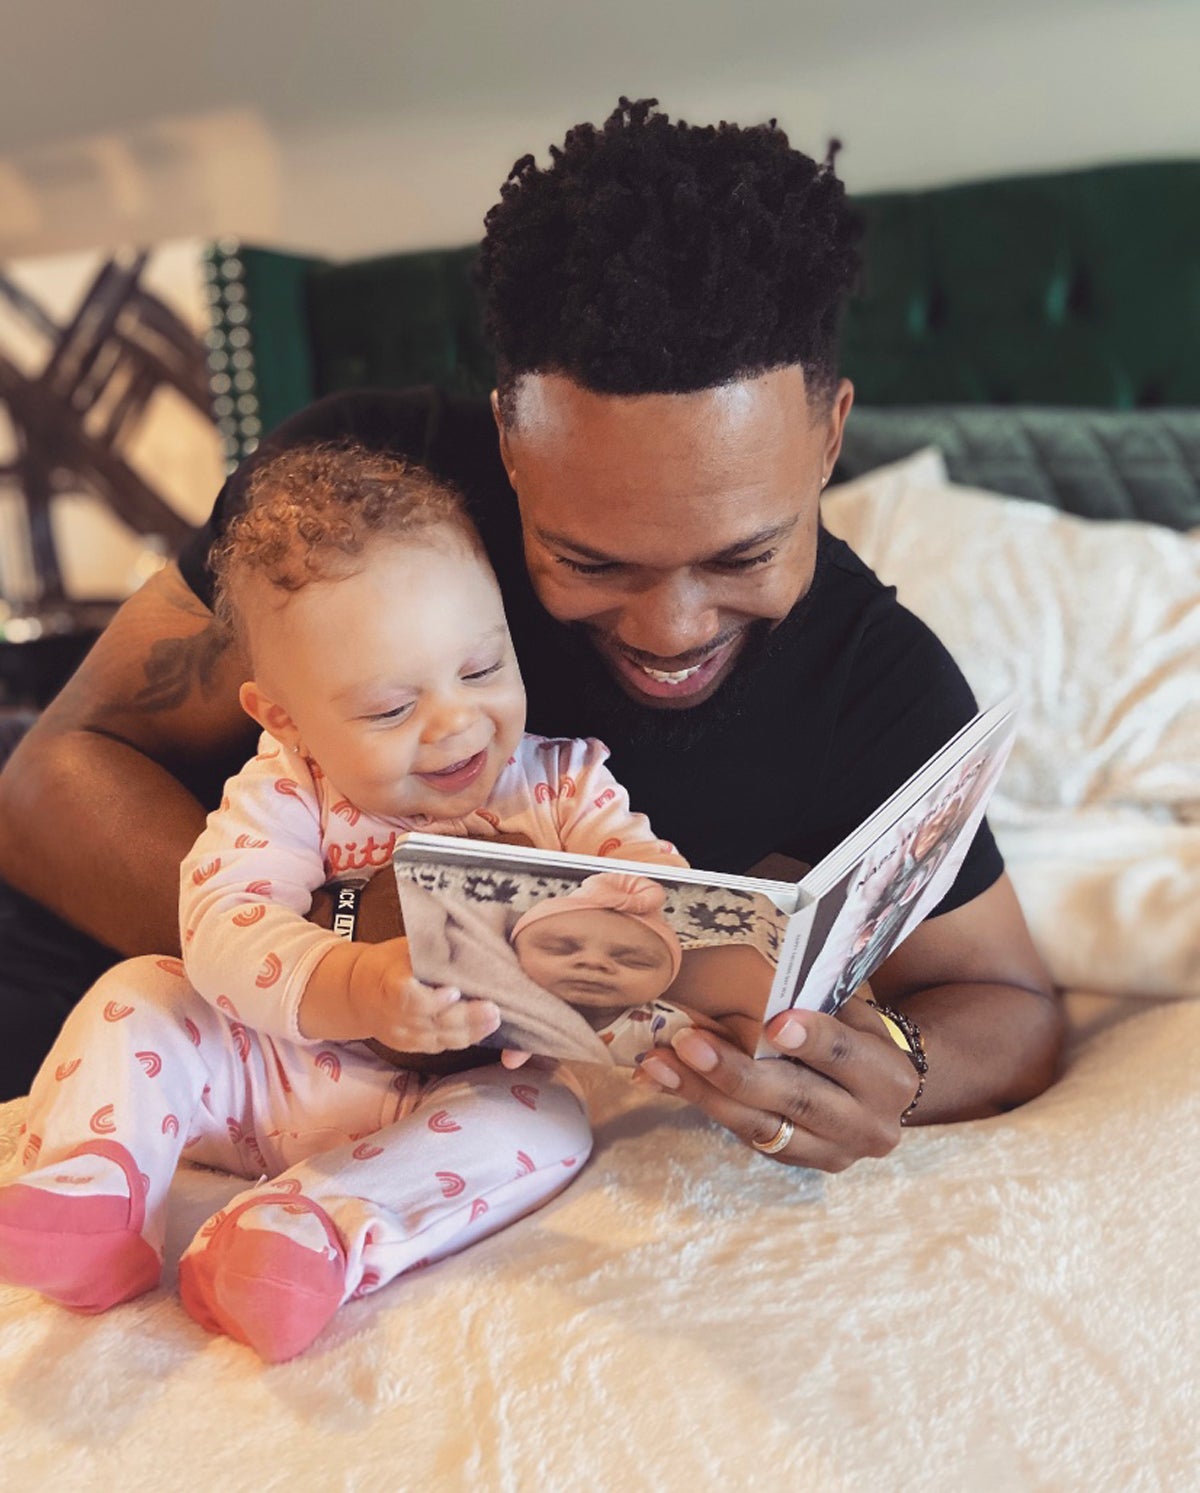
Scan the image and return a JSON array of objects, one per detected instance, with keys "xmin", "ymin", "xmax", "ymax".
[{"xmin": 131, "ymin": 624, "xmax": 231, "ymax": 714}]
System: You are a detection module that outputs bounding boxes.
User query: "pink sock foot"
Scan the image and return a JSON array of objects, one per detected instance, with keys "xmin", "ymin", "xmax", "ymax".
[
  {"xmin": 0, "ymin": 1141, "xmax": 160, "ymax": 1313},
  {"xmin": 179, "ymin": 1193, "xmax": 347, "ymax": 1363}
]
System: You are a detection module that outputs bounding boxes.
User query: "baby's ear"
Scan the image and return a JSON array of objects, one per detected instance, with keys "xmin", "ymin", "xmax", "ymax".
[{"xmin": 239, "ymin": 681, "xmax": 300, "ymax": 751}]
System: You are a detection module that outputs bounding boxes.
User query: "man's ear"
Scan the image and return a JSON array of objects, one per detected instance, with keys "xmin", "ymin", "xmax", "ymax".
[
  {"xmin": 820, "ymin": 378, "xmax": 855, "ymax": 482},
  {"xmin": 490, "ymin": 388, "xmax": 518, "ymax": 489},
  {"xmin": 239, "ymin": 681, "xmax": 301, "ymax": 752}
]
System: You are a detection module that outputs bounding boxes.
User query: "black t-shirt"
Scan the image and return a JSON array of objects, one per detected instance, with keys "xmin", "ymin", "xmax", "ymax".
[{"xmin": 177, "ymin": 387, "xmax": 1003, "ymax": 912}]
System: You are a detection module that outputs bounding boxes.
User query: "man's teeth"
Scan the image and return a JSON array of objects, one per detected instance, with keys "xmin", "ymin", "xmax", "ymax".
[{"xmin": 639, "ymin": 662, "xmax": 704, "ymax": 684}]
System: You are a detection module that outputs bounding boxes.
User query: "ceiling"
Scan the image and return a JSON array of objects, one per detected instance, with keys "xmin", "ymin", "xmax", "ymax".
[{"xmin": 3, "ymin": 0, "xmax": 1119, "ymax": 150}]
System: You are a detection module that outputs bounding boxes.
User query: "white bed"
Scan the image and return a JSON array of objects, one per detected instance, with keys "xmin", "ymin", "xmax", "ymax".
[{"xmin": 0, "ymin": 989, "xmax": 1196, "ymax": 1490}]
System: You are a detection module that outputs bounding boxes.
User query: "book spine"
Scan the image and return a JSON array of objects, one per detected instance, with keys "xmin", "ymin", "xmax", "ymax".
[{"xmin": 759, "ymin": 899, "xmax": 818, "ymax": 1039}]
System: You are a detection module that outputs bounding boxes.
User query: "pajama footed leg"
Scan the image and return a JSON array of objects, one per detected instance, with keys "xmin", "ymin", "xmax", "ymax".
[
  {"xmin": 0, "ymin": 1140, "xmax": 160, "ymax": 1312},
  {"xmin": 179, "ymin": 1063, "xmax": 591, "ymax": 1361},
  {"xmin": 2, "ymin": 954, "xmax": 263, "ymax": 1313},
  {"xmin": 179, "ymin": 1192, "xmax": 346, "ymax": 1363},
  {"xmin": 329, "ymin": 1063, "xmax": 595, "ymax": 1290}
]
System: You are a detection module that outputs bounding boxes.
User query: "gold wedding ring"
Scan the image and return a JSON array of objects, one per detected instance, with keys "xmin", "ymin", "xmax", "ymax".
[{"xmin": 751, "ymin": 1115, "xmax": 795, "ymax": 1155}]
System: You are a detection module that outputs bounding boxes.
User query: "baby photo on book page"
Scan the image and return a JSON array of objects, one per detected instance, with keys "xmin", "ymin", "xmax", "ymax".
[{"xmin": 392, "ymin": 851, "xmax": 790, "ymax": 1066}]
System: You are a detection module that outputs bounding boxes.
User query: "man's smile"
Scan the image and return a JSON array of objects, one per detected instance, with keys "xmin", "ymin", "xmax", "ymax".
[{"xmin": 592, "ymin": 629, "xmax": 749, "ymax": 705}]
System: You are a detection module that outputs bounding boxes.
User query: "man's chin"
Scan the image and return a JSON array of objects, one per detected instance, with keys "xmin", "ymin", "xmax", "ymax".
[{"xmin": 594, "ymin": 632, "xmax": 748, "ymax": 711}]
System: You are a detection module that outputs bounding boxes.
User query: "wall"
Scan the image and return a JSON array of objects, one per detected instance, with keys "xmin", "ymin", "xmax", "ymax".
[
  {"xmin": 1, "ymin": 0, "xmax": 1195, "ymax": 262},
  {"xmin": 1, "ymin": 0, "xmax": 1193, "ymax": 602}
]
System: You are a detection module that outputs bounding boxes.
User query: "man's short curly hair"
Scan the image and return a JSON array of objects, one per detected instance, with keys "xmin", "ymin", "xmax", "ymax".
[
  {"xmin": 478, "ymin": 97, "xmax": 863, "ymax": 418},
  {"xmin": 211, "ymin": 444, "xmax": 481, "ymax": 642}
]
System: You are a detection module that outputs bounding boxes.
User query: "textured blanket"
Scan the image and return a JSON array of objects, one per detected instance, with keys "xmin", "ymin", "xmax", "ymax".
[{"xmin": 0, "ymin": 991, "xmax": 1195, "ymax": 1491}]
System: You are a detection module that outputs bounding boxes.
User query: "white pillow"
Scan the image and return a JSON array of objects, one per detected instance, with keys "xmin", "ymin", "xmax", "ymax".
[
  {"xmin": 993, "ymin": 808, "xmax": 1200, "ymax": 998},
  {"xmin": 830, "ymin": 445, "xmax": 950, "ymax": 504},
  {"xmin": 823, "ymin": 459, "xmax": 1200, "ymax": 824}
]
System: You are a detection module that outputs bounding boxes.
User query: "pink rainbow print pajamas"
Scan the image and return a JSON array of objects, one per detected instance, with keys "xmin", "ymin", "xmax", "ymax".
[{"xmin": 0, "ymin": 956, "xmax": 590, "ymax": 1361}]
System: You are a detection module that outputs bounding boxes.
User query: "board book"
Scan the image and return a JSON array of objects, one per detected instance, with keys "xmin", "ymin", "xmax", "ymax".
[{"xmin": 391, "ymin": 700, "xmax": 1017, "ymax": 1066}]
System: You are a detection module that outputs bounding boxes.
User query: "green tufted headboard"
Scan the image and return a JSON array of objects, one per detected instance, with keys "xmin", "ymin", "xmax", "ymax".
[
  {"xmin": 842, "ymin": 160, "xmax": 1199, "ymax": 409},
  {"xmin": 203, "ymin": 159, "xmax": 1200, "ymax": 527}
]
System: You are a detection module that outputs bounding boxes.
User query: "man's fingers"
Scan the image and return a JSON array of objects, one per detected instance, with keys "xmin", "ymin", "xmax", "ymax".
[
  {"xmin": 765, "ymin": 1000, "xmax": 919, "ymax": 1115},
  {"xmin": 632, "ymin": 1018, "xmax": 908, "ymax": 1168},
  {"xmin": 633, "ymin": 1051, "xmax": 854, "ymax": 1171},
  {"xmin": 672, "ymin": 1027, "xmax": 866, "ymax": 1135},
  {"xmin": 637, "ymin": 1028, "xmax": 862, "ymax": 1156},
  {"xmin": 741, "ymin": 1110, "xmax": 855, "ymax": 1173}
]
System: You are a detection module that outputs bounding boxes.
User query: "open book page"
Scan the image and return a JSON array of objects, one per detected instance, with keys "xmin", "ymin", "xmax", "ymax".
[
  {"xmin": 392, "ymin": 848, "xmax": 789, "ymax": 1066},
  {"xmin": 762, "ymin": 701, "xmax": 1018, "ymax": 1024}
]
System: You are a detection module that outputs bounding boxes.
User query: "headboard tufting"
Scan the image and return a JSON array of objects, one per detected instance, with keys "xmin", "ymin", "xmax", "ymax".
[
  {"xmin": 842, "ymin": 160, "xmax": 1200, "ymax": 409},
  {"xmin": 203, "ymin": 160, "xmax": 1200, "ymax": 521},
  {"xmin": 836, "ymin": 407, "xmax": 1200, "ymax": 530}
]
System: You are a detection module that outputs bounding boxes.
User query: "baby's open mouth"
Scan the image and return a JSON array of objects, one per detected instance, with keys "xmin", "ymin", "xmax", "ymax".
[{"xmin": 416, "ymin": 750, "xmax": 488, "ymax": 792}]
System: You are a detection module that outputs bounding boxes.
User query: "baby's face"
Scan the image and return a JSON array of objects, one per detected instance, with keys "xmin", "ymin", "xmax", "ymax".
[
  {"xmin": 242, "ymin": 533, "xmax": 526, "ymax": 821},
  {"xmin": 513, "ymin": 908, "xmax": 675, "ymax": 1008}
]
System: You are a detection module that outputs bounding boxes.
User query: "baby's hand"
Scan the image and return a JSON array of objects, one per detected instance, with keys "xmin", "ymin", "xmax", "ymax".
[{"xmin": 346, "ymin": 938, "xmax": 501, "ymax": 1053}]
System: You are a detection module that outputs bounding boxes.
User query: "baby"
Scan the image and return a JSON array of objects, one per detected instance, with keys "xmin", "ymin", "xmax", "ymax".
[
  {"xmin": 510, "ymin": 872, "xmax": 746, "ymax": 1064},
  {"xmin": 0, "ymin": 444, "xmax": 684, "ymax": 1361}
]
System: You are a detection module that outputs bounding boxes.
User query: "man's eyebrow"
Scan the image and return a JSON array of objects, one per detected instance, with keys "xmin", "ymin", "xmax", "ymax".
[{"xmin": 535, "ymin": 518, "xmax": 800, "ymax": 564}]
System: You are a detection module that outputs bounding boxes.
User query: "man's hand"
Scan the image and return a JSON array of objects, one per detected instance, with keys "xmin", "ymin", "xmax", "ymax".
[
  {"xmin": 633, "ymin": 996, "xmax": 916, "ymax": 1170},
  {"xmin": 630, "ymin": 875, "xmax": 1063, "ymax": 1171}
]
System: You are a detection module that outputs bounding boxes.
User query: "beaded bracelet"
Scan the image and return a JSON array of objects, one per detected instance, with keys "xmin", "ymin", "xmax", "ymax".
[{"xmin": 866, "ymin": 1000, "xmax": 928, "ymax": 1123}]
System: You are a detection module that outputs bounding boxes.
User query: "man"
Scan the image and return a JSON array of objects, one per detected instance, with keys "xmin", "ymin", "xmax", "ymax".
[{"xmin": 0, "ymin": 99, "xmax": 1061, "ymax": 1160}]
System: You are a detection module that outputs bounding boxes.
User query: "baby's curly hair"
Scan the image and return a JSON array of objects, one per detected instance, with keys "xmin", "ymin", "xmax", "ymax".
[
  {"xmin": 478, "ymin": 97, "xmax": 863, "ymax": 419},
  {"xmin": 211, "ymin": 443, "xmax": 481, "ymax": 640}
]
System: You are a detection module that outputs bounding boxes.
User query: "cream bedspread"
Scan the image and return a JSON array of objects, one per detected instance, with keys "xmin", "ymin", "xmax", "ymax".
[
  {"xmin": 0, "ymin": 989, "xmax": 1196, "ymax": 1492},
  {"xmin": 2, "ymin": 459, "xmax": 1194, "ymax": 1488}
]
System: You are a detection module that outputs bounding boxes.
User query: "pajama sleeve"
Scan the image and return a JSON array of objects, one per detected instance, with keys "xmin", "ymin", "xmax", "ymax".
[
  {"xmin": 546, "ymin": 738, "xmax": 689, "ymax": 867},
  {"xmin": 179, "ymin": 740, "xmax": 342, "ymax": 1041}
]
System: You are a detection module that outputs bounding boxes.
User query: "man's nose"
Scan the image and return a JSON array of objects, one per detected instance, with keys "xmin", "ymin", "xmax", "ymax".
[{"xmin": 613, "ymin": 573, "xmax": 721, "ymax": 661}]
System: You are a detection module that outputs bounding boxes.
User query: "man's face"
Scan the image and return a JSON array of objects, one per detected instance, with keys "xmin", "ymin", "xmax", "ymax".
[{"xmin": 495, "ymin": 365, "xmax": 852, "ymax": 710}]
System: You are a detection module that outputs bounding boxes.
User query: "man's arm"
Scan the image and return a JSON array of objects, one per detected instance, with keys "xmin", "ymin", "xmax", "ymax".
[
  {"xmin": 0, "ymin": 562, "xmax": 255, "ymax": 955},
  {"xmin": 633, "ymin": 872, "xmax": 1064, "ymax": 1170},
  {"xmin": 853, "ymin": 871, "xmax": 1061, "ymax": 1119}
]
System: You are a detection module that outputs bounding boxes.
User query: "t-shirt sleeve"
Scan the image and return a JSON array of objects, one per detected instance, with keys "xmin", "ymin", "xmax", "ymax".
[
  {"xmin": 176, "ymin": 387, "xmax": 444, "ymax": 609},
  {"xmin": 793, "ymin": 596, "xmax": 1004, "ymax": 918}
]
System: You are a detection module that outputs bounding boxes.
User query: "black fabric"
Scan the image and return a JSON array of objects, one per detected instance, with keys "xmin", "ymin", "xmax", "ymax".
[{"xmin": 178, "ymin": 386, "xmax": 1003, "ymax": 899}]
